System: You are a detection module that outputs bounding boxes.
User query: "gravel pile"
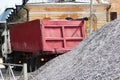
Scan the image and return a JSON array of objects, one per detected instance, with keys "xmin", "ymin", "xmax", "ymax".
[{"xmin": 27, "ymin": 19, "xmax": 120, "ymax": 80}]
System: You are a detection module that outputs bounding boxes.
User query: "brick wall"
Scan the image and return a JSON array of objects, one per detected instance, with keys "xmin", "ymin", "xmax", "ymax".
[
  {"xmin": 25, "ymin": 3, "xmax": 109, "ymax": 35},
  {"xmin": 107, "ymin": 0, "xmax": 120, "ymax": 20}
]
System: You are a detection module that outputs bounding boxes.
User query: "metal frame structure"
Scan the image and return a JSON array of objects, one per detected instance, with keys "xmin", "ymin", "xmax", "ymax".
[{"xmin": 0, "ymin": 63, "xmax": 28, "ymax": 80}]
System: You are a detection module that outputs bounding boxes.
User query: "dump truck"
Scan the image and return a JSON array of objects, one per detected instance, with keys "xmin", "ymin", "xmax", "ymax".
[{"xmin": 1, "ymin": 19, "xmax": 86, "ymax": 72}]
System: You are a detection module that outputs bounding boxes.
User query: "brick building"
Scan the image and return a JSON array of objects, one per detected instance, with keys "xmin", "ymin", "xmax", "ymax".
[
  {"xmin": 106, "ymin": 0, "xmax": 120, "ymax": 21},
  {"xmin": 1, "ymin": 0, "xmax": 120, "ymax": 35}
]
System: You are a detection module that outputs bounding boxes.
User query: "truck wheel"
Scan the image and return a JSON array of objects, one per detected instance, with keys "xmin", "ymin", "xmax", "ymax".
[
  {"xmin": 33, "ymin": 58, "xmax": 37, "ymax": 71},
  {"xmin": 28, "ymin": 58, "xmax": 35, "ymax": 72}
]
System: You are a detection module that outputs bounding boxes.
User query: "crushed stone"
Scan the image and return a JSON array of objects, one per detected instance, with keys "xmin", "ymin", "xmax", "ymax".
[{"xmin": 23, "ymin": 19, "xmax": 120, "ymax": 80}]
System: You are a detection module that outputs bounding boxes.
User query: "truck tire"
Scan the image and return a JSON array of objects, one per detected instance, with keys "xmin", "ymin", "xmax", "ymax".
[{"xmin": 28, "ymin": 58, "xmax": 35, "ymax": 72}]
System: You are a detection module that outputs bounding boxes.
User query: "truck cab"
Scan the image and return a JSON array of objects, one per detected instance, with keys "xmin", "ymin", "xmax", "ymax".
[{"xmin": 1, "ymin": 24, "xmax": 12, "ymax": 59}]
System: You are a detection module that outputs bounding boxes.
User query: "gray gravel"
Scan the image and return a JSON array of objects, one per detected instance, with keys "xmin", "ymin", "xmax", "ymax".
[{"xmin": 27, "ymin": 19, "xmax": 120, "ymax": 80}]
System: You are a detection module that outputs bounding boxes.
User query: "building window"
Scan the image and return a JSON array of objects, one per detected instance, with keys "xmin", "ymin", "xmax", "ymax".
[{"xmin": 110, "ymin": 12, "xmax": 117, "ymax": 21}]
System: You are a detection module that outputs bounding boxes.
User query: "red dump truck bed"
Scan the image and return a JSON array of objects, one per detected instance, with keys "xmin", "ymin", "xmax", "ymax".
[{"xmin": 10, "ymin": 19, "xmax": 85, "ymax": 54}]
